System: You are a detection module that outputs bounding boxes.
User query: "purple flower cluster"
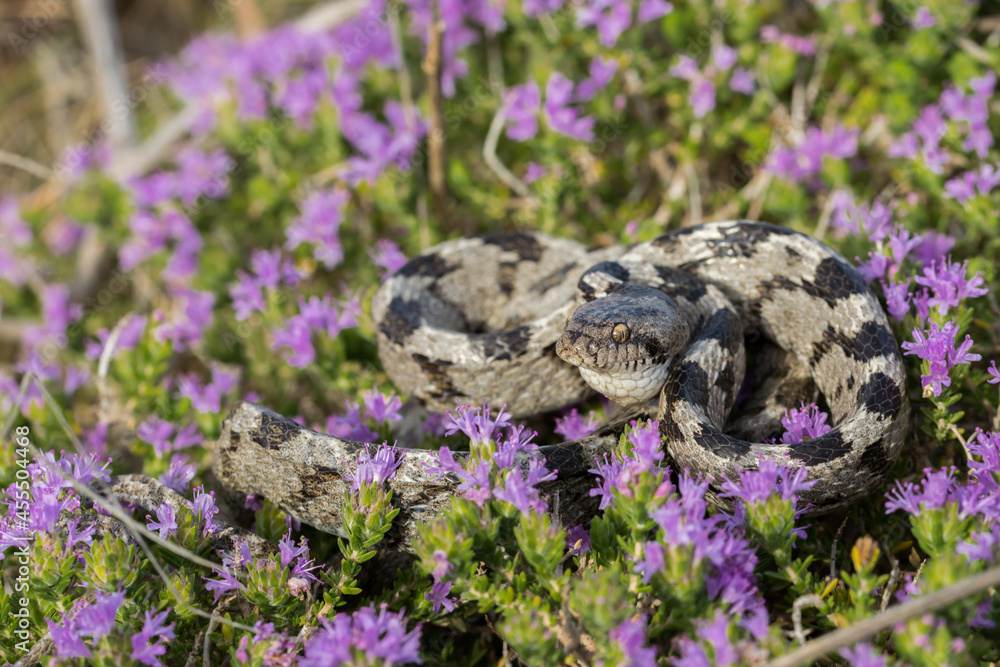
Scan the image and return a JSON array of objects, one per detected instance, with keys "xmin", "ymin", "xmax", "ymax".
[
  {"xmin": 425, "ymin": 549, "xmax": 456, "ymax": 612},
  {"xmin": 553, "ymin": 408, "xmax": 602, "ymax": 440},
  {"xmin": 589, "ymin": 420, "xmax": 664, "ymax": 509},
  {"xmin": 886, "ymin": 429, "xmax": 1000, "ymax": 520},
  {"xmin": 720, "ymin": 456, "xmax": 816, "ymax": 509},
  {"xmin": 669, "ymin": 45, "xmax": 754, "ymax": 118},
  {"xmin": 674, "ymin": 609, "xmax": 770, "ymax": 667},
  {"xmin": 766, "ymin": 125, "xmax": 858, "ymax": 182},
  {"xmin": 944, "ymin": 163, "xmax": 1000, "ymax": 204},
  {"xmin": 48, "ymin": 591, "xmax": 125, "ymax": 659},
  {"xmin": 270, "ymin": 292, "xmax": 361, "ymax": 368},
  {"xmin": 176, "ymin": 365, "xmax": 239, "ymax": 414},
  {"xmin": 345, "ymin": 442, "xmax": 405, "ymax": 493},
  {"xmin": 229, "ymin": 247, "xmax": 303, "ymax": 321},
  {"xmin": 632, "ymin": 473, "xmax": 765, "ymax": 616},
  {"xmin": 428, "ymin": 403, "xmax": 556, "ymax": 513},
  {"xmin": 574, "ymin": 0, "xmax": 673, "ymax": 47},
  {"xmin": 779, "ymin": 402, "xmax": 832, "ymax": 444},
  {"xmin": 609, "ymin": 615, "xmax": 657, "ymax": 666},
  {"xmin": 137, "ymin": 416, "xmax": 203, "ymax": 457},
  {"xmin": 370, "ymin": 239, "xmax": 408, "ymax": 277},
  {"xmin": 301, "ymin": 604, "xmax": 422, "ymax": 666},
  {"xmin": 286, "ymin": 188, "xmax": 351, "ymax": 270},
  {"xmin": 1, "ymin": 451, "xmax": 112, "ymax": 557},
  {"xmin": 889, "ymin": 72, "xmax": 996, "ymax": 170},
  {"xmin": 760, "ymin": 25, "xmax": 816, "ymax": 55},
  {"xmin": 324, "ymin": 387, "xmax": 402, "ymax": 443},
  {"xmin": 902, "ymin": 320, "xmax": 980, "ymax": 397}
]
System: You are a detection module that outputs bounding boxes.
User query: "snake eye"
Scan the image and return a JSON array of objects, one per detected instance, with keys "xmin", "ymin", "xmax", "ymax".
[{"xmin": 612, "ymin": 323, "xmax": 630, "ymax": 344}]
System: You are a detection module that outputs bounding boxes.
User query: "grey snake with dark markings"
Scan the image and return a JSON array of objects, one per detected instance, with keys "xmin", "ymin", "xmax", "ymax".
[{"xmin": 212, "ymin": 221, "xmax": 910, "ymax": 549}]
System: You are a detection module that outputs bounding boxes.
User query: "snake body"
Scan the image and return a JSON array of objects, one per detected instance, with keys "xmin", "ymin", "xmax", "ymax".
[{"xmin": 214, "ymin": 221, "xmax": 909, "ymax": 548}]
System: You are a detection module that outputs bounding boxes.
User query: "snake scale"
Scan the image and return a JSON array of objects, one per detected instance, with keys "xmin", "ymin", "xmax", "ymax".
[{"xmin": 213, "ymin": 221, "xmax": 910, "ymax": 549}]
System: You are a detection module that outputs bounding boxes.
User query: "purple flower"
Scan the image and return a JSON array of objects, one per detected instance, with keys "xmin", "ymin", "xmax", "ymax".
[
  {"xmin": 204, "ymin": 566, "xmax": 246, "ymax": 602},
  {"xmin": 912, "ymin": 7, "xmax": 935, "ymax": 29},
  {"xmin": 345, "ymin": 442, "xmax": 404, "ymax": 493},
  {"xmin": 856, "ymin": 251, "xmax": 891, "ymax": 283},
  {"xmin": 766, "ymin": 125, "xmax": 858, "ymax": 182},
  {"xmin": 426, "ymin": 580, "xmax": 455, "ymax": 612},
  {"xmin": 71, "ymin": 590, "xmax": 124, "ymax": 639},
  {"xmin": 637, "ymin": 0, "xmax": 672, "ymax": 22},
  {"xmin": 988, "ymin": 361, "xmax": 1000, "ymax": 385},
  {"xmin": 670, "ymin": 55, "xmax": 700, "ymax": 81},
  {"xmin": 884, "ymin": 466, "xmax": 997, "ymax": 518},
  {"xmin": 729, "ymin": 67, "xmax": 756, "ymax": 95},
  {"xmin": 690, "ymin": 79, "xmax": 717, "ymax": 118},
  {"xmin": 629, "ymin": 420, "xmax": 664, "ymax": 469},
  {"xmin": 589, "ymin": 453, "xmax": 626, "ymax": 510},
  {"xmin": 544, "ymin": 73, "xmax": 595, "ymax": 141},
  {"xmin": 523, "ymin": 162, "xmax": 547, "ymax": 184},
  {"xmin": 957, "ymin": 525, "xmax": 999, "ymax": 563},
  {"xmin": 502, "ymin": 82, "xmax": 541, "ymax": 141},
  {"xmin": 159, "ymin": 454, "xmax": 197, "ymax": 493},
  {"xmin": 914, "ymin": 257, "xmax": 988, "ymax": 315},
  {"xmin": 230, "ymin": 271, "xmax": 264, "ymax": 320},
  {"xmin": 720, "ymin": 456, "xmax": 817, "ymax": 505},
  {"xmin": 576, "ymin": 57, "xmax": 619, "ymax": 101},
  {"xmin": 137, "ymin": 417, "xmax": 175, "ymax": 457},
  {"xmin": 146, "ymin": 503, "xmax": 178, "ymax": 539},
  {"xmin": 327, "ymin": 401, "xmax": 379, "ymax": 443},
  {"xmin": 48, "ymin": 619, "xmax": 92, "ymax": 659},
  {"xmin": 131, "ymin": 608, "xmax": 176, "ymax": 667},
  {"xmin": 609, "ymin": 616, "xmax": 657, "ymax": 667},
  {"xmin": 0, "ymin": 197, "xmax": 32, "ymax": 247},
  {"xmin": 363, "ymin": 388, "xmax": 403, "ymax": 424},
  {"xmin": 902, "ymin": 320, "xmax": 980, "ymax": 396},
  {"xmin": 882, "ymin": 279, "xmax": 912, "ymax": 321},
  {"xmin": 370, "ymin": 239, "xmax": 408, "ymax": 277},
  {"xmin": 780, "ymin": 402, "xmax": 832, "ymax": 444},
  {"xmin": 43, "ymin": 218, "xmax": 88, "ymax": 255},
  {"xmin": 271, "ymin": 315, "xmax": 316, "ymax": 368},
  {"xmin": 176, "ymin": 146, "xmax": 233, "ymax": 205},
  {"xmin": 444, "ymin": 402, "xmax": 512, "ymax": 445},
  {"xmin": 193, "ymin": 486, "xmax": 220, "ymax": 536},
  {"xmin": 431, "ymin": 549, "xmax": 452, "ymax": 580},
  {"xmin": 760, "ymin": 26, "xmax": 816, "ymax": 55},
  {"xmin": 711, "ymin": 45, "xmax": 737, "ymax": 71},
  {"xmin": 566, "ymin": 524, "xmax": 591, "ymax": 555},
  {"xmin": 944, "ymin": 171, "xmax": 978, "ymax": 204},
  {"xmin": 576, "ymin": 0, "xmax": 633, "ymax": 47},
  {"xmin": 912, "ymin": 231, "xmax": 955, "ymax": 266},
  {"xmin": 634, "ymin": 541, "xmax": 665, "ymax": 583},
  {"xmin": 286, "ymin": 188, "xmax": 350, "ymax": 270},
  {"xmin": 554, "ymin": 408, "xmax": 601, "ymax": 440},
  {"xmin": 301, "ymin": 605, "xmax": 422, "ymax": 667},
  {"xmin": 493, "ymin": 459, "xmax": 556, "ymax": 514},
  {"xmin": 153, "ymin": 287, "xmax": 215, "ymax": 351}
]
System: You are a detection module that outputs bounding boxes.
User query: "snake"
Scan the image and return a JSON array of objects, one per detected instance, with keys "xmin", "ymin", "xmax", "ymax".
[{"xmin": 212, "ymin": 221, "xmax": 910, "ymax": 550}]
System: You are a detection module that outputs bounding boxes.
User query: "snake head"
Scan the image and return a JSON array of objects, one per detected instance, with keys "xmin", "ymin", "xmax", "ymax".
[{"xmin": 555, "ymin": 283, "xmax": 689, "ymax": 405}]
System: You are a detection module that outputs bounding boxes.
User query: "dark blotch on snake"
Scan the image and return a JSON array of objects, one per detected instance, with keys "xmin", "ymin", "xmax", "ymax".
[
  {"xmin": 811, "ymin": 320, "xmax": 895, "ymax": 366},
  {"xmin": 397, "ymin": 253, "xmax": 455, "ymax": 279},
  {"xmin": 412, "ymin": 353, "xmax": 458, "ymax": 399},
  {"xmin": 481, "ymin": 326, "xmax": 532, "ymax": 362},
  {"xmin": 857, "ymin": 437, "xmax": 893, "ymax": 476},
  {"xmin": 859, "ymin": 372, "xmax": 903, "ymax": 418},
  {"xmin": 530, "ymin": 262, "xmax": 577, "ymax": 294},
  {"xmin": 786, "ymin": 430, "xmax": 850, "ymax": 464},
  {"xmin": 482, "ymin": 232, "xmax": 544, "ymax": 262},
  {"xmin": 379, "ymin": 296, "xmax": 422, "ymax": 345},
  {"xmin": 811, "ymin": 256, "xmax": 871, "ymax": 302},
  {"xmin": 655, "ymin": 266, "xmax": 708, "ymax": 302}
]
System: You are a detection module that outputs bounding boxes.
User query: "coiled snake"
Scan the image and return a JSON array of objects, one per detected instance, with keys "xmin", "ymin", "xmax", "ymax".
[{"xmin": 214, "ymin": 221, "xmax": 909, "ymax": 549}]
